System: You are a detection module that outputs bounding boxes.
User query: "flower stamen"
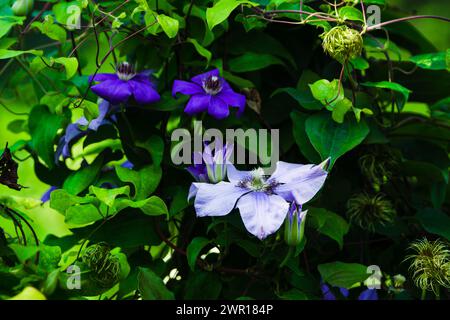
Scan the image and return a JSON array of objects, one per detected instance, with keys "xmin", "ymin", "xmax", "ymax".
[
  {"xmin": 202, "ymin": 75, "xmax": 223, "ymax": 95},
  {"xmin": 116, "ymin": 62, "xmax": 136, "ymax": 81}
]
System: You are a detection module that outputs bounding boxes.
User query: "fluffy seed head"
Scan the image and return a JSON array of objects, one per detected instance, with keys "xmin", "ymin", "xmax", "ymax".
[
  {"xmin": 405, "ymin": 238, "xmax": 450, "ymax": 295},
  {"xmin": 346, "ymin": 193, "xmax": 396, "ymax": 232}
]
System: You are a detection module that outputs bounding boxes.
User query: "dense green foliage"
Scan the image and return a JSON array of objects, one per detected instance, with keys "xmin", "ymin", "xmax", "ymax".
[{"xmin": 0, "ymin": 0, "xmax": 449, "ymax": 300}]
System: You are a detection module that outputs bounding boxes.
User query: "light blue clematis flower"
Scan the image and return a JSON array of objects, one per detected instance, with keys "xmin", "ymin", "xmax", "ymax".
[{"xmin": 189, "ymin": 159, "xmax": 329, "ymax": 240}]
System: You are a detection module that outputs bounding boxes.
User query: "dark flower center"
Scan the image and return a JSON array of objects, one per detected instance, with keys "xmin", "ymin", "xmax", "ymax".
[
  {"xmin": 202, "ymin": 75, "xmax": 222, "ymax": 95},
  {"xmin": 237, "ymin": 169, "xmax": 280, "ymax": 195},
  {"xmin": 116, "ymin": 62, "xmax": 136, "ymax": 81}
]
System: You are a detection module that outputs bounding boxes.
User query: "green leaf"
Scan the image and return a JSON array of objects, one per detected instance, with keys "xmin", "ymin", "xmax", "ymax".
[
  {"xmin": 0, "ymin": 48, "xmax": 42, "ymax": 59},
  {"xmin": 290, "ymin": 111, "xmax": 321, "ymax": 163},
  {"xmin": 409, "ymin": 51, "xmax": 449, "ymax": 71},
  {"xmin": 187, "ymin": 38, "xmax": 212, "ymax": 65},
  {"xmin": 114, "ymin": 196, "xmax": 168, "ymax": 217},
  {"xmin": 32, "ymin": 17, "xmax": 67, "ymax": 43},
  {"xmin": 206, "ymin": 0, "xmax": 256, "ymax": 30},
  {"xmin": 229, "ymin": 52, "xmax": 284, "ymax": 73},
  {"xmin": 138, "ymin": 267, "xmax": 175, "ymax": 300},
  {"xmin": 305, "ymin": 113, "xmax": 370, "ymax": 167},
  {"xmin": 53, "ymin": 57, "xmax": 79, "ymax": 79},
  {"xmin": 318, "ymin": 261, "xmax": 370, "ymax": 289},
  {"xmin": 157, "ymin": 14, "xmax": 179, "ymax": 38},
  {"xmin": 308, "ymin": 208, "xmax": 349, "ymax": 249},
  {"xmin": 362, "ymin": 81, "xmax": 411, "ymax": 110},
  {"xmin": 309, "ymin": 79, "xmax": 344, "ymax": 106},
  {"xmin": 278, "ymin": 288, "xmax": 308, "ymax": 300},
  {"xmin": 272, "ymin": 87, "xmax": 323, "ymax": 110},
  {"xmin": 416, "ymin": 208, "xmax": 450, "ymax": 241},
  {"xmin": 65, "ymin": 203, "xmax": 102, "ymax": 227},
  {"xmin": 0, "ymin": 16, "xmax": 25, "ymax": 39},
  {"xmin": 349, "ymin": 56, "xmax": 369, "ymax": 70},
  {"xmin": 63, "ymin": 155, "xmax": 105, "ymax": 195},
  {"xmin": 110, "ymin": 248, "xmax": 131, "ymax": 280},
  {"xmin": 37, "ymin": 245, "xmax": 62, "ymax": 275},
  {"xmin": 331, "ymin": 98, "xmax": 353, "ymax": 123},
  {"xmin": 186, "ymin": 237, "xmax": 211, "ymax": 271},
  {"xmin": 50, "ymin": 189, "xmax": 94, "ymax": 214},
  {"xmin": 28, "ymin": 105, "xmax": 70, "ymax": 168},
  {"xmin": 89, "ymin": 185, "xmax": 130, "ymax": 208},
  {"xmin": 10, "ymin": 287, "xmax": 46, "ymax": 300},
  {"xmin": 9, "ymin": 244, "xmax": 39, "ymax": 263},
  {"xmin": 81, "ymin": 99, "xmax": 100, "ymax": 122},
  {"xmin": 53, "ymin": 1, "xmax": 83, "ymax": 31},
  {"xmin": 338, "ymin": 6, "xmax": 364, "ymax": 22},
  {"xmin": 184, "ymin": 271, "xmax": 222, "ymax": 299},
  {"xmin": 115, "ymin": 165, "xmax": 162, "ymax": 200}
]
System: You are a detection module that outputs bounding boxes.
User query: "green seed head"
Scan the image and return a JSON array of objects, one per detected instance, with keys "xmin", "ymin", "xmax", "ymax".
[
  {"xmin": 82, "ymin": 243, "xmax": 121, "ymax": 287},
  {"xmin": 346, "ymin": 193, "xmax": 396, "ymax": 232},
  {"xmin": 321, "ymin": 25, "xmax": 363, "ymax": 63},
  {"xmin": 405, "ymin": 238, "xmax": 450, "ymax": 295}
]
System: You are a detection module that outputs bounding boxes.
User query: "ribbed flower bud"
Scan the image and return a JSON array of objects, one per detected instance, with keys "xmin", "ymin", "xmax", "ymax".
[
  {"xmin": 284, "ymin": 203, "xmax": 307, "ymax": 247},
  {"xmin": 12, "ymin": 0, "xmax": 34, "ymax": 16}
]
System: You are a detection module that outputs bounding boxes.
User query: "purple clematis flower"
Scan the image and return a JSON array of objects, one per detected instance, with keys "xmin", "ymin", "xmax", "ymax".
[
  {"xmin": 55, "ymin": 100, "xmax": 113, "ymax": 162},
  {"xmin": 187, "ymin": 142, "xmax": 233, "ymax": 200},
  {"xmin": 41, "ymin": 186, "xmax": 58, "ymax": 203},
  {"xmin": 172, "ymin": 69, "xmax": 246, "ymax": 119},
  {"xmin": 358, "ymin": 288, "xmax": 379, "ymax": 300},
  {"xmin": 321, "ymin": 284, "xmax": 379, "ymax": 300},
  {"xmin": 89, "ymin": 62, "xmax": 160, "ymax": 105},
  {"xmin": 189, "ymin": 159, "xmax": 329, "ymax": 240},
  {"xmin": 321, "ymin": 283, "xmax": 349, "ymax": 300}
]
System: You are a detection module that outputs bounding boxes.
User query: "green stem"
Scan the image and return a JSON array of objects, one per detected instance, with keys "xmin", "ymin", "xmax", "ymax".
[
  {"xmin": 279, "ymin": 246, "xmax": 295, "ymax": 268},
  {"xmin": 421, "ymin": 289, "xmax": 426, "ymax": 300}
]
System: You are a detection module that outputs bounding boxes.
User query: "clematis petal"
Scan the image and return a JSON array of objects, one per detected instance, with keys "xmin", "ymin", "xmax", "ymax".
[
  {"xmin": 340, "ymin": 287, "xmax": 350, "ymax": 298},
  {"xmin": 41, "ymin": 186, "xmax": 58, "ymax": 203},
  {"xmin": 271, "ymin": 160, "xmax": 328, "ymax": 204},
  {"xmin": 191, "ymin": 69, "xmax": 220, "ymax": 86},
  {"xmin": 88, "ymin": 99, "xmax": 110, "ymax": 131},
  {"xmin": 172, "ymin": 80, "xmax": 203, "ymax": 96},
  {"xmin": 184, "ymin": 94, "xmax": 210, "ymax": 115},
  {"xmin": 321, "ymin": 284, "xmax": 337, "ymax": 300},
  {"xmin": 236, "ymin": 192, "xmax": 289, "ymax": 240},
  {"xmin": 187, "ymin": 182, "xmax": 201, "ymax": 201},
  {"xmin": 217, "ymin": 90, "xmax": 246, "ymax": 116},
  {"xmin": 208, "ymin": 96, "xmax": 229, "ymax": 119},
  {"xmin": 358, "ymin": 289, "xmax": 378, "ymax": 300},
  {"xmin": 187, "ymin": 164, "xmax": 208, "ymax": 182},
  {"xmin": 129, "ymin": 78, "xmax": 160, "ymax": 104},
  {"xmin": 226, "ymin": 163, "xmax": 252, "ymax": 184},
  {"xmin": 89, "ymin": 73, "xmax": 119, "ymax": 82},
  {"xmin": 91, "ymin": 80, "xmax": 132, "ymax": 104},
  {"xmin": 194, "ymin": 181, "xmax": 248, "ymax": 217}
]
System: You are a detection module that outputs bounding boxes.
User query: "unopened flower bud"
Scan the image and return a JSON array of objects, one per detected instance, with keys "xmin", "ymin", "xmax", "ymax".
[
  {"xmin": 284, "ymin": 203, "xmax": 307, "ymax": 247},
  {"xmin": 12, "ymin": 0, "xmax": 34, "ymax": 17}
]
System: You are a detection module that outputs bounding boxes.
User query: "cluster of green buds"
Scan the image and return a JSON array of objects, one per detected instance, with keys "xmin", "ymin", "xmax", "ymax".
[
  {"xmin": 405, "ymin": 238, "xmax": 450, "ymax": 297},
  {"xmin": 82, "ymin": 243, "xmax": 121, "ymax": 287},
  {"xmin": 284, "ymin": 203, "xmax": 307, "ymax": 247},
  {"xmin": 12, "ymin": 0, "xmax": 34, "ymax": 16},
  {"xmin": 346, "ymin": 193, "xmax": 396, "ymax": 232},
  {"xmin": 385, "ymin": 274, "xmax": 406, "ymax": 294},
  {"xmin": 321, "ymin": 25, "xmax": 363, "ymax": 63}
]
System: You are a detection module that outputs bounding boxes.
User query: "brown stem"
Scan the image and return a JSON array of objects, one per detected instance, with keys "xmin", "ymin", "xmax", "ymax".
[
  {"xmin": 367, "ymin": 15, "xmax": 450, "ymax": 31},
  {"xmin": 21, "ymin": 2, "xmax": 52, "ymax": 34}
]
